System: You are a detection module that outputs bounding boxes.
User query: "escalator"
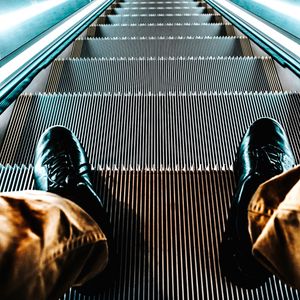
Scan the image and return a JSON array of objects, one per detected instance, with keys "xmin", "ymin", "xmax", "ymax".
[{"xmin": 0, "ymin": 0, "xmax": 300, "ymax": 299}]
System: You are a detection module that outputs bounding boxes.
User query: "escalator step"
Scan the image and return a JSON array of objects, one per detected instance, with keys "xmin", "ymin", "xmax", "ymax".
[
  {"xmin": 71, "ymin": 36, "xmax": 252, "ymax": 58},
  {"xmin": 71, "ymin": 37, "xmax": 253, "ymax": 58},
  {"xmin": 1, "ymin": 165, "xmax": 299, "ymax": 300},
  {"xmin": 87, "ymin": 24, "xmax": 235, "ymax": 38},
  {"xmin": 2, "ymin": 92, "xmax": 299, "ymax": 167},
  {"xmin": 117, "ymin": 1, "xmax": 204, "ymax": 8},
  {"xmin": 98, "ymin": 14, "xmax": 221, "ymax": 25},
  {"xmin": 46, "ymin": 57, "xmax": 281, "ymax": 94},
  {"xmin": 113, "ymin": 7, "xmax": 207, "ymax": 14}
]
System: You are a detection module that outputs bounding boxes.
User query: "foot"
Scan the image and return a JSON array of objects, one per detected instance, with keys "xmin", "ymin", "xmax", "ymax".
[
  {"xmin": 34, "ymin": 126, "xmax": 115, "ymax": 291},
  {"xmin": 220, "ymin": 118, "xmax": 295, "ymax": 288},
  {"xmin": 34, "ymin": 126, "xmax": 106, "ymax": 226}
]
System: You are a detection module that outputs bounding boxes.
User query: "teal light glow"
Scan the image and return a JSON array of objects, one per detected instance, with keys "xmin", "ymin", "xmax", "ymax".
[
  {"xmin": 0, "ymin": 0, "xmax": 68, "ymax": 33},
  {"xmin": 252, "ymin": 0, "xmax": 300, "ymax": 20}
]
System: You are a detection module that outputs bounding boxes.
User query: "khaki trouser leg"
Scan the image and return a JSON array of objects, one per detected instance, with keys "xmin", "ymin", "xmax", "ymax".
[
  {"xmin": 248, "ymin": 165, "xmax": 300, "ymax": 289},
  {"xmin": 0, "ymin": 190, "xmax": 108, "ymax": 300}
]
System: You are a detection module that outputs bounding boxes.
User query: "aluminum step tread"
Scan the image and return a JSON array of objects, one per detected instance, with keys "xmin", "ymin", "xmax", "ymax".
[
  {"xmin": 71, "ymin": 37, "xmax": 253, "ymax": 58},
  {"xmin": 99, "ymin": 14, "xmax": 220, "ymax": 25},
  {"xmin": 113, "ymin": 7, "xmax": 207, "ymax": 14},
  {"xmin": 87, "ymin": 23, "xmax": 235, "ymax": 38},
  {"xmin": 45, "ymin": 57, "xmax": 282, "ymax": 94},
  {"xmin": 117, "ymin": 1, "xmax": 204, "ymax": 7},
  {"xmin": 2, "ymin": 92, "xmax": 299, "ymax": 167}
]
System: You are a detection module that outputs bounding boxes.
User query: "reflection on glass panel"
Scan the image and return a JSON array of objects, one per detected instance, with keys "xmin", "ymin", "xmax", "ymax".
[
  {"xmin": 0, "ymin": 0, "xmax": 93, "ymax": 63},
  {"xmin": 230, "ymin": 0, "xmax": 300, "ymax": 39}
]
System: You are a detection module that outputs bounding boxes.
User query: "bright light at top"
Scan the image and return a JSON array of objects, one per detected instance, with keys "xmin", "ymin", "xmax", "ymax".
[
  {"xmin": 0, "ymin": 0, "xmax": 67, "ymax": 33},
  {"xmin": 252, "ymin": 0, "xmax": 300, "ymax": 20}
]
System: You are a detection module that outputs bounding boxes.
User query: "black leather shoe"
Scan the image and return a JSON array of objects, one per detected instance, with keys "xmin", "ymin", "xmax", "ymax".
[
  {"xmin": 34, "ymin": 126, "xmax": 92, "ymax": 194},
  {"xmin": 34, "ymin": 126, "xmax": 116, "ymax": 293},
  {"xmin": 34, "ymin": 125, "xmax": 111, "ymax": 232},
  {"xmin": 220, "ymin": 118, "xmax": 295, "ymax": 288}
]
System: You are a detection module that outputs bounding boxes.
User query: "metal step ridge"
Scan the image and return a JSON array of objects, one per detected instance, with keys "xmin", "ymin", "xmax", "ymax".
[
  {"xmin": 99, "ymin": 15, "xmax": 222, "ymax": 24},
  {"xmin": 115, "ymin": 4, "xmax": 206, "ymax": 9},
  {"xmin": 0, "ymin": 164, "xmax": 233, "ymax": 193},
  {"xmin": 71, "ymin": 36, "xmax": 253, "ymax": 58},
  {"xmin": 86, "ymin": 23, "xmax": 235, "ymax": 38},
  {"xmin": 113, "ymin": 7, "xmax": 207, "ymax": 11},
  {"xmin": 52, "ymin": 55, "xmax": 271, "ymax": 61},
  {"xmin": 118, "ymin": 1, "xmax": 205, "ymax": 4},
  {"xmin": 118, "ymin": 1, "xmax": 207, "ymax": 3},
  {"xmin": 0, "ymin": 164, "xmax": 299, "ymax": 300},
  {"xmin": 114, "ymin": 6, "xmax": 206, "ymax": 8},
  {"xmin": 45, "ymin": 56, "xmax": 281, "ymax": 94},
  {"xmin": 117, "ymin": 2, "xmax": 206, "ymax": 6},
  {"xmin": 78, "ymin": 36, "xmax": 249, "ymax": 40},
  {"xmin": 0, "ymin": 163, "xmax": 233, "ymax": 174},
  {"xmin": 99, "ymin": 15, "xmax": 222, "ymax": 25},
  {"xmin": 2, "ymin": 91, "xmax": 299, "ymax": 168},
  {"xmin": 102, "ymin": 13, "xmax": 217, "ymax": 16},
  {"xmin": 89, "ymin": 22, "xmax": 229, "ymax": 26}
]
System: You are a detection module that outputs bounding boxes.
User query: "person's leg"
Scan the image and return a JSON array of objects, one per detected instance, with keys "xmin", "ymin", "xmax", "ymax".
[
  {"xmin": 248, "ymin": 165, "xmax": 300, "ymax": 289},
  {"xmin": 220, "ymin": 118, "xmax": 295, "ymax": 288},
  {"xmin": 0, "ymin": 190, "xmax": 108, "ymax": 300},
  {"xmin": 34, "ymin": 126, "xmax": 111, "ymax": 240},
  {"xmin": 33, "ymin": 125, "xmax": 115, "ymax": 294},
  {"xmin": 0, "ymin": 125, "xmax": 112, "ymax": 299}
]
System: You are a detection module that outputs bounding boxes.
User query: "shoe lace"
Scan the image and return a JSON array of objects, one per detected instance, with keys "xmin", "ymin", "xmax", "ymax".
[
  {"xmin": 44, "ymin": 152, "xmax": 79, "ymax": 189},
  {"xmin": 251, "ymin": 144, "xmax": 288, "ymax": 175}
]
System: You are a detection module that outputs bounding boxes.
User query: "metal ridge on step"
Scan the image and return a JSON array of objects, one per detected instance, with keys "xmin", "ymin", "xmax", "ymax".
[
  {"xmin": 79, "ymin": 36, "xmax": 250, "ymax": 40},
  {"xmin": 45, "ymin": 56, "xmax": 282, "ymax": 94},
  {"xmin": 86, "ymin": 23, "xmax": 235, "ymax": 38},
  {"xmin": 70, "ymin": 37, "xmax": 253, "ymax": 58},
  {"xmin": 19, "ymin": 91, "xmax": 300, "ymax": 95},
  {"xmin": 114, "ymin": 7, "xmax": 207, "ymax": 11},
  {"xmin": 117, "ymin": 5, "xmax": 205, "ymax": 9},
  {"xmin": 102, "ymin": 13, "xmax": 218, "ymax": 16},
  {"xmin": 2, "ymin": 92, "xmax": 299, "ymax": 168},
  {"xmin": 1, "ymin": 163, "xmax": 234, "ymax": 172},
  {"xmin": 119, "ymin": 1, "xmax": 206, "ymax": 3},
  {"xmin": 115, "ymin": 6, "xmax": 205, "ymax": 8},
  {"xmin": 99, "ymin": 14, "xmax": 222, "ymax": 25},
  {"xmin": 118, "ymin": 1, "xmax": 204, "ymax": 4},
  {"xmin": 55, "ymin": 56, "xmax": 274, "ymax": 61},
  {"xmin": 90, "ymin": 22, "xmax": 229, "ymax": 26}
]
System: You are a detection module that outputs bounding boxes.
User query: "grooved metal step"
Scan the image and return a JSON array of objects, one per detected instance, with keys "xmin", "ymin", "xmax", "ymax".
[
  {"xmin": 98, "ymin": 14, "xmax": 221, "ymax": 25},
  {"xmin": 87, "ymin": 23, "xmax": 235, "ymax": 38},
  {"xmin": 113, "ymin": 7, "xmax": 207, "ymax": 14},
  {"xmin": 117, "ymin": 1, "xmax": 204, "ymax": 8},
  {"xmin": 45, "ymin": 57, "xmax": 281, "ymax": 94},
  {"xmin": 71, "ymin": 37, "xmax": 253, "ymax": 58},
  {"xmin": 1, "ymin": 165, "xmax": 299, "ymax": 300},
  {"xmin": 2, "ymin": 92, "xmax": 299, "ymax": 167}
]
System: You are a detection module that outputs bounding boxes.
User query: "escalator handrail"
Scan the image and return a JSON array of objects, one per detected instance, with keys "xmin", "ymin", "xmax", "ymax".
[
  {"xmin": 206, "ymin": 0, "xmax": 300, "ymax": 77},
  {"xmin": 0, "ymin": 0, "xmax": 114, "ymax": 114}
]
